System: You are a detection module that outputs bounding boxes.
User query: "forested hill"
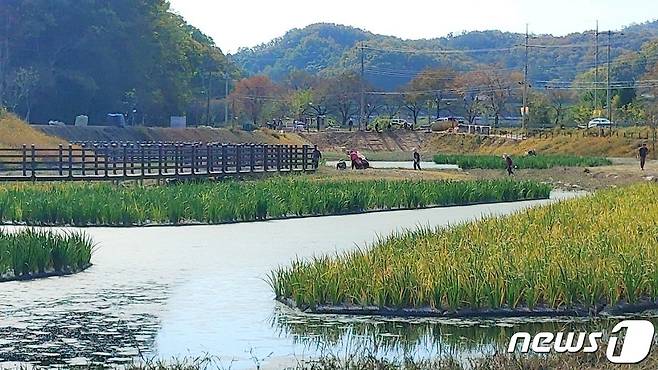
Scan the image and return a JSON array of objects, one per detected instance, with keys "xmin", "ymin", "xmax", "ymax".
[
  {"xmin": 232, "ymin": 22, "xmax": 658, "ymax": 90},
  {"xmin": 1, "ymin": 0, "xmax": 233, "ymax": 124}
]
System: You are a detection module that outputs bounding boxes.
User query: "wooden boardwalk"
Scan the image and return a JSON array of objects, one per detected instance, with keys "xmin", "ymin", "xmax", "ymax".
[{"xmin": 0, "ymin": 142, "xmax": 316, "ymax": 181}]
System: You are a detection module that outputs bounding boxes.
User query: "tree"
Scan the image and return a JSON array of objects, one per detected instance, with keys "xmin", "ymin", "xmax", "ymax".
[
  {"xmin": 5, "ymin": 67, "xmax": 38, "ymax": 122},
  {"xmin": 409, "ymin": 68, "xmax": 455, "ymax": 119},
  {"xmin": 545, "ymin": 85, "xmax": 573, "ymax": 127},
  {"xmin": 453, "ymin": 72, "xmax": 485, "ymax": 124},
  {"xmin": 1, "ymin": 0, "xmax": 230, "ymax": 124},
  {"xmin": 381, "ymin": 94, "xmax": 402, "ymax": 119},
  {"xmin": 324, "ymin": 72, "xmax": 361, "ymax": 126},
  {"xmin": 288, "ymin": 89, "xmax": 313, "ymax": 121},
  {"xmin": 229, "ymin": 75, "xmax": 279, "ymax": 126},
  {"xmin": 527, "ymin": 91, "xmax": 552, "ymax": 128},
  {"xmin": 363, "ymin": 92, "xmax": 384, "ymax": 125},
  {"xmin": 477, "ymin": 69, "xmax": 519, "ymax": 127}
]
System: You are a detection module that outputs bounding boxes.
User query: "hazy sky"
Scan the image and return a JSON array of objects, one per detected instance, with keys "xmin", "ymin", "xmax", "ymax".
[{"xmin": 169, "ymin": 0, "xmax": 657, "ymax": 53}]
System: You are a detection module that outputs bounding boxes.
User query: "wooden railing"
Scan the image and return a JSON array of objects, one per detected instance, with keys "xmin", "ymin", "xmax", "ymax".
[{"xmin": 0, "ymin": 143, "xmax": 316, "ymax": 181}]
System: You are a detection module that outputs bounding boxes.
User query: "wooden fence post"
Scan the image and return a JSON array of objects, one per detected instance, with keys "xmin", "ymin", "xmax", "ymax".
[
  {"xmin": 302, "ymin": 145, "xmax": 309, "ymax": 171},
  {"xmin": 93, "ymin": 144, "xmax": 99, "ymax": 176},
  {"xmin": 58, "ymin": 144, "xmax": 63, "ymax": 177},
  {"xmin": 206, "ymin": 144, "xmax": 212, "ymax": 174},
  {"xmin": 103, "ymin": 144, "xmax": 109, "ymax": 178},
  {"xmin": 30, "ymin": 144, "xmax": 36, "ymax": 181},
  {"xmin": 221, "ymin": 144, "xmax": 227, "ymax": 174},
  {"xmin": 158, "ymin": 144, "xmax": 163, "ymax": 177},
  {"xmin": 81, "ymin": 144, "xmax": 86, "ymax": 176},
  {"xmin": 122, "ymin": 144, "xmax": 128, "ymax": 179},
  {"xmin": 250, "ymin": 144, "xmax": 255, "ymax": 172},
  {"xmin": 21, "ymin": 144, "xmax": 27, "ymax": 177},
  {"xmin": 140, "ymin": 144, "xmax": 146, "ymax": 179},
  {"xmin": 236, "ymin": 144, "xmax": 241, "ymax": 173},
  {"xmin": 263, "ymin": 145, "xmax": 269, "ymax": 172},
  {"xmin": 175, "ymin": 144, "xmax": 180, "ymax": 178},
  {"xmin": 191, "ymin": 144, "xmax": 197, "ymax": 175},
  {"xmin": 68, "ymin": 144, "xmax": 73, "ymax": 178}
]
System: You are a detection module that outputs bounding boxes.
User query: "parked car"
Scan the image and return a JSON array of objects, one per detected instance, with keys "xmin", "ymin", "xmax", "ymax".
[
  {"xmin": 587, "ymin": 118, "xmax": 613, "ymax": 128},
  {"xmin": 48, "ymin": 120, "xmax": 65, "ymax": 126}
]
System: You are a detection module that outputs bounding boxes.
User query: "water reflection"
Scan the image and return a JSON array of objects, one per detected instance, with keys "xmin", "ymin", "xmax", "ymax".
[
  {"xmin": 273, "ymin": 306, "xmax": 658, "ymax": 362},
  {"xmin": 0, "ymin": 193, "xmax": 585, "ymax": 368}
]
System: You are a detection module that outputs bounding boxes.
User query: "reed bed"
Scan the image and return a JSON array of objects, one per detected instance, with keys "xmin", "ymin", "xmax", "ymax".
[
  {"xmin": 271, "ymin": 183, "xmax": 658, "ymax": 312},
  {"xmin": 0, "ymin": 229, "xmax": 93, "ymax": 279},
  {"xmin": 433, "ymin": 154, "xmax": 612, "ymax": 169},
  {"xmin": 0, "ymin": 178, "xmax": 550, "ymax": 226}
]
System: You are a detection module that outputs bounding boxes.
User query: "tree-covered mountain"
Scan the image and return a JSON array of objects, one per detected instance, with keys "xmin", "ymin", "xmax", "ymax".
[
  {"xmin": 0, "ymin": 0, "xmax": 233, "ymax": 124},
  {"xmin": 232, "ymin": 22, "xmax": 658, "ymax": 90}
]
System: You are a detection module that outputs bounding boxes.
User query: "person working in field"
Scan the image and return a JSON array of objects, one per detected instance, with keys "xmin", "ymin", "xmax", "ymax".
[
  {"xmin": 312, "ymin": 145, "xmax": 322, "ymax": 169},
  {"xmin": 413, "ymin": 149, "xmax": 421, "ymax": 170},
  {"xmin": 504, "ymin": 154, "xmax": 514, "ymax": 176},
  {"xmin": 638, "ymin": 143, "xmax": 649, "ymax": 171}
]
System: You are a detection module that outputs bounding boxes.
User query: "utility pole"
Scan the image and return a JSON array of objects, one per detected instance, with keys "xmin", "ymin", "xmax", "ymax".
[
  {"xmin": 224, "ymin": 74, "xmax": 229, "ymax": 125},
  {"xmin": 522, "ymin": 24, "xmax": 529, "ymax": 133},
  {"xmin": 359, "ymin": 42, "xmax": 365, "ymax": 131},
  {"xmin": 594, "ymin": 20, "xmax": 599, "ymax": 117}
]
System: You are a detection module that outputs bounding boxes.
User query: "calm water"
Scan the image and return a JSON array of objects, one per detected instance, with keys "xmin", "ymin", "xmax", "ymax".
[
  {"xmin": 325, "ymin": 161, "xmax": 460, "ymax": 170},
  {"xmin": 0, "ymin": 192, "xmax": 609, "ymax": 369}
]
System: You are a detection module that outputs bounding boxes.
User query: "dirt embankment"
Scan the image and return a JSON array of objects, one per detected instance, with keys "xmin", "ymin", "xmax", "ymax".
[
  {"xmin": 0, "ymin": 114, "xmax": 67, "ymax": 148},
  {"xmin": 34, "ymin": 125, "xmax": 308, "ymax": 146},
  {"xmin": 299, "ymin": 131, "xmax": 431, "ymax": 152},
  {"xmin": 303, "ymin": 130, "xmax": 654, "ymax": 158}
]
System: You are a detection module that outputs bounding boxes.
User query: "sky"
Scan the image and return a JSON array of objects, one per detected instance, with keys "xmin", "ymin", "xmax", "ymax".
[{"xmin": 169, "ymin": 0, "xmax": 658, "ymax": 53}]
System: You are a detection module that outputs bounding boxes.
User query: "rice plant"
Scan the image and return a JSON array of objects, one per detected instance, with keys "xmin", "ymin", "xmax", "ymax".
[
  {"xmin": 0, "ymin": 229, "xmax": 93, "ymax": 279},
  {"xmin": 433, "ymin": 154, "xmax": 612, "ymax": 169},
  {"xmin": 270, "ymin": 183, "xmax": 658, "ymax": 312},
  {"xmin": 0, "ymin": 178, "xmax": 550, "ymax": 226}
]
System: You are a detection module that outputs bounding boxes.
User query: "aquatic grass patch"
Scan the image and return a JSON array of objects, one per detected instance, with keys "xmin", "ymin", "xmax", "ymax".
[
  {"xmin": 433, "ymin": 154, "xmax": 612, "ymax": 169},
  {"xmin": 271, "ymin": 183, "xmax": 658, "ymax": 314},
  {"xmin": 0, "ymin": 229, "xmax": 93, "ymax": 280},
  {"xmin": 0, "ymin": 178, "xmax": 550, "ymax": 226}
]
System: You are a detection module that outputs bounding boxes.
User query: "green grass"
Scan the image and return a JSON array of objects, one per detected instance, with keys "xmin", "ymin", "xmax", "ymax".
[
  {"xmin": 0, "ymin": 229, "xmax": 93, "ymax": 279},
  {"xmin": 433, "ymin": 154, "xmax": 612, "ymax": 169},
  {"xmin": 0, "ymin": 177, "xmax": 551, "ymax": 226},
  {"xmin": 270, "ymin": 183, "xmax": 658, "ymax": 311}
]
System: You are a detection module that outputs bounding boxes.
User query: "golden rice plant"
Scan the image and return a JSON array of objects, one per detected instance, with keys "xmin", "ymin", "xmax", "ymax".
[{"xmin": 271, "ymin": 183, "xmax": 658, "ymax": 311}]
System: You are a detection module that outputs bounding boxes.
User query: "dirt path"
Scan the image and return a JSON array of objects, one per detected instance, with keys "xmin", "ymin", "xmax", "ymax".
[
  {"xmin": 465, "ymin": 159, "xmax": 658, "ymax": 191},
  {"xmin": 311, "ymin": 158, "xmax": 657, "ymax": 191}
]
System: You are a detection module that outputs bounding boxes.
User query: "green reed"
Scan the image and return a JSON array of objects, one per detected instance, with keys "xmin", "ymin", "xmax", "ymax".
[
  {"xmin": 0, "ymin": 229, "xmax": 93, "ymax": 278},
  {"xmin": 0, "ymin": 178, "xmax": 551, "ymax": 226},
  {"xmin": 433, "ymin": 154, "xmax": 612, "ymax": 169}
]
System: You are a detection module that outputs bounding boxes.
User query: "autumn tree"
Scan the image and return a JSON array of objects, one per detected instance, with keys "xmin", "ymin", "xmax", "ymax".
[
  {"xmin": 452, "ymin": 72, "xmax": 486, "ymax": 124},
  {"xmin": 477, "ymin": 69, "xmax": 520, "ymax": 127},
  {"xmin": 409, "ymin": 68, "xmax": 455, "ymax": 119},
  {"xmin": 229, "ymin": 75, "xmax": 279, "ymax": 126}
]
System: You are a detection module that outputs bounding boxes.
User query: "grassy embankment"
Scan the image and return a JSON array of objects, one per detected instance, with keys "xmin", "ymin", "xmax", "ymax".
[
  {"xmin": 319, "ymin": 128, "xmax": 655, "ymax": 160},
  {"xmin": 0, "ymin": 112, "xmax": 65, "ymax": 148},
  {"xmin": 433, "ymin": 154, "xmax": 612, "ymax": 169},
  {"xmin": 426, "ymin": 128, "xmax": 655, "ymax": 157},
  {"xmin": 271, "ymin": 183, "xmax": 658, "ymax": 313},
  {"xmin": 0, "ymin": 177, "xmax": 550, "ymax": 226},
  {"xmin": 0, "ymin": 229, "xmax": 93, "ymax": 281}
]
